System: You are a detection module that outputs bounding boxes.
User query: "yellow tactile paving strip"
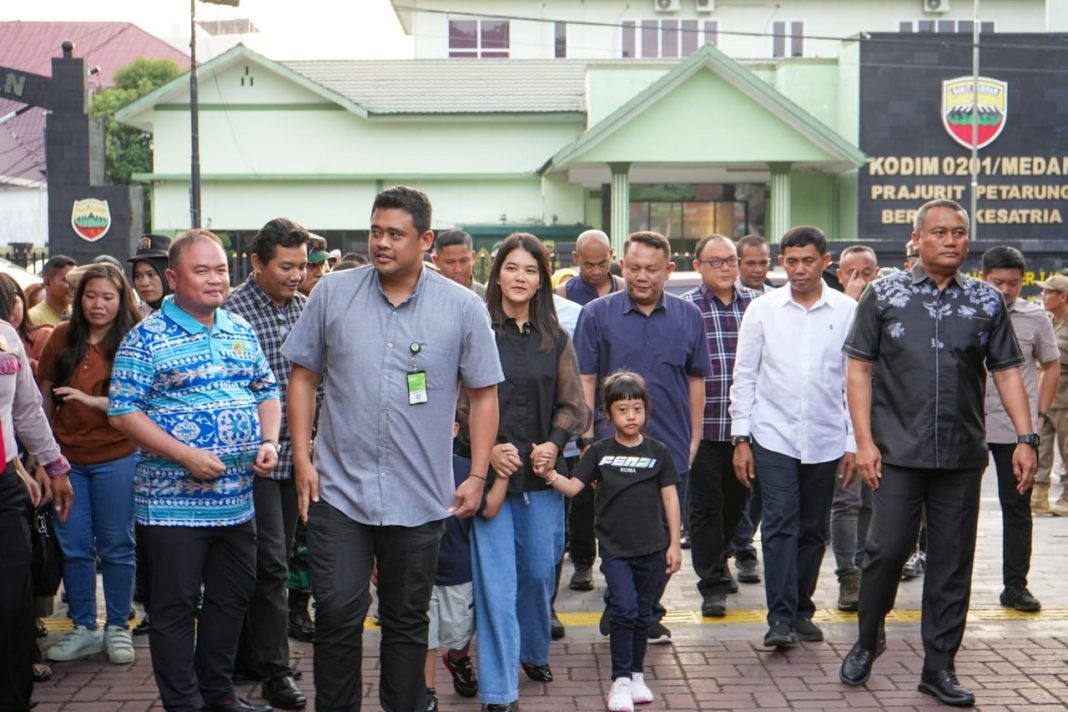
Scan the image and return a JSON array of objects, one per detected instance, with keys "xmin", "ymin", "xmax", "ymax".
[{"xmin": 42, "ymin": 607, "xmax": 1051, "ymax": 634}]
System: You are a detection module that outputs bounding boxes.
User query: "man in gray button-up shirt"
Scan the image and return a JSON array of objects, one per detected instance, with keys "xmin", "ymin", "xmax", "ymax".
[{"xmin": 283, "ymin": 186, "xmax": 501, "ymax": 712}]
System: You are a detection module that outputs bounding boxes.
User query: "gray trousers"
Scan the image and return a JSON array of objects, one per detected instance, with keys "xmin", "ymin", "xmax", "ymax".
[{"xmin": 829, "ymin": 475, "xmax": 872, "ymax": 579}]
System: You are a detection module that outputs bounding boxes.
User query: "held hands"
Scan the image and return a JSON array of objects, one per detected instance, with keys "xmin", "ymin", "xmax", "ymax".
[
  {"xmin": 733, "ymin": 443, "xmax": 755, "ymax": 488},
  {"xmin": 1012, "ymin": 443, "xmax": 1038, "ymax": 494},
  {"xmin": 294, "ymin": 457, "xmax": 319, "ymax": 524},
  {"xmin": 855, "ymin": 440, "xmax": 882, "ymax": 490},
  {"xmin": 490, "ymin": 443, "xmax": 522, "ymax": 478},
  {"xmin": 530, "ymin": 441, "xmax": 559, "ymax": 476},
  {"xmin": 252, "ymin": 442, "xmax": 279, "ymax": 477}
]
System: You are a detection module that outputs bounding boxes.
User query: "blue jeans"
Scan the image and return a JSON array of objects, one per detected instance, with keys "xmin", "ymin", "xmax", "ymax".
[
  {"xmin": 471, "ymin": 488, "xmax": 564, "ymax": 705},
  {"xmin": 54, "ymin": 452, "xmax": 138, "ymax": 629},
  {"xmin": 602, "ymin": 552, "xmax": 666, "ymax": 680},
  {"xmin": 753, "ymin": 442, "xmax": 837, "ymax": 625}
]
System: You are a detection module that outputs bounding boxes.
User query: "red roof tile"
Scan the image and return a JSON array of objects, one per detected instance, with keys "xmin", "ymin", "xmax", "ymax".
[{"xmin": 0, "ymin": 21, "xmax": 188, "ymax": 183}]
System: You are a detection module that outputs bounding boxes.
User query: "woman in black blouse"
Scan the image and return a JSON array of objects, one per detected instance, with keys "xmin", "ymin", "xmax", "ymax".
[{"xmin": 471, "ymin": 233, "xmax": 590, "ymax": 712}]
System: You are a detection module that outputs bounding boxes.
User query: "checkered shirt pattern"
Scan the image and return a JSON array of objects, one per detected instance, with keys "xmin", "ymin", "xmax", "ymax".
[
  {"xmin": 225, "ymin": 277, "xmax": 307, "ymax": 480},
  {"xmin": 682, "ymin": 283, "xmax": 762, "ymax": 442}
]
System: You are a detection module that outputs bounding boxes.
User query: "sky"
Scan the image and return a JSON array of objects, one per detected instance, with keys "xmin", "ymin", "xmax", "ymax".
[{"xmin": 1, "ymin": 0, "xmax": 413, "ymax": 60}]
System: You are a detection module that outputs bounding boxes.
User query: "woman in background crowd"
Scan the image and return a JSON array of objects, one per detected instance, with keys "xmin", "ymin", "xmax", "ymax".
[
  {"xmin": 37, "ymin": 264, "xmax": 142, "ymax": 666},
  {"xmin": 0, "ymin": 274, "xmax": 54, "ymax": 378}
]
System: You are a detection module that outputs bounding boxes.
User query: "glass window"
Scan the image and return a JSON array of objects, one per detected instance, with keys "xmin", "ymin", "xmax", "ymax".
[
  {"xmin": 682, "ymin": 203, "xmax": 714, "ymax": 241},
  {"xmin": 937, "ymin": 19, "xmax": 955, "ymax": 33},
  {"xmin": 662, "ymin": 20, "xmax": 679, "ymax": 58},
  {"xmin": 899, "ymin": 21, "xmax": 914, "ymax": 32},
  {"xmin": 622, "ymin": 21, "xmax": 636, "ymax": 58},
  {"xmin": 641, "ymin": 20, "xmax": 659, "ymax": 58},
  {"xmin": 918, "ymin": 20, "xmax": 935, "ymax": 32},
  {"xmin": 555, "ymin": 21, "xmax": 567, "ymax": 58},
  {"xmin": 703, "ymin": 20, "xmax": 718, "ymax": 47},
  {"xmin": 681, "ymin": 20, "xmax": 699, "ymax": 55},
  {"xmin": 957, "ymin": 20, "xmax": 974, "ymax": 33},
  {"xmin": 980, "ymin": 21, "xmax": 995, "ymax": 33},
  {"xmin": 791, "ymin": 21, "xmax": 803, "ymax": 56},
  {"xmin": 649, "ymin": 202, "xmax": 683, "ymax": 239},
  {"xmin": 772, "ymin": 20, "xmax": 785, "ymax": 57},
  {"xmin": 630, "ymin": 202, "xmax": 650, "ymax": 231},
  {"xmin": 448, "ymin": 18, "xmax": 509, "ymax": 58}
]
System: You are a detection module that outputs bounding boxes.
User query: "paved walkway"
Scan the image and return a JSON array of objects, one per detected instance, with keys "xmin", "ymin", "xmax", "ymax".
[{"xmin": 32, "ymin": 467, "xmax": 1068, "ymax": 710}]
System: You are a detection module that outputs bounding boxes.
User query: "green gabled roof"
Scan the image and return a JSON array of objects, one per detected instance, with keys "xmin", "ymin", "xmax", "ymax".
[
  {"xmin": 544, "ymin": 44, "xmax": 864, "ymax": 172},
  {"xmin": 115, "ymin": 43, "xmax": 370, "ymax": 130}
]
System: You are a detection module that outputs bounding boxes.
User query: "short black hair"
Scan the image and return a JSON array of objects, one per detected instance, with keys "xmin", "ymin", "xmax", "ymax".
[
  {"xmin": 694, "ymin": 234, "xmax": 734, "ymax": 260},
  {"xmin": 602, "ymin": 370, "xmax": 650, "ymax": 415},
  {"xmin": 780, "ymin": 225, "xmax": 828, "ymax": 255},
  {"xmin": 981, "ymin": 245, "xmax": 1026, "ymax": 273},
  {"xmin": 736, "ymin": 234, "xmax": 768, "ymax": 255},
  {"xmin": 435, "ymin": 229, "xmax": 473, "ymax": 252},
  {"xmin": 372, "ymin": 185, "xmax": 432, "ymax": 235},
  {"xmin": 42, "ymin": 254, "xmax": 77, "ymax": 279},
  {"xmin": 623, "ymin": 231, "xmax": 671, "ymax": 261},
  {"xmin": 252, "ymin": 217, "xmax": 309, "ymax": 264}
]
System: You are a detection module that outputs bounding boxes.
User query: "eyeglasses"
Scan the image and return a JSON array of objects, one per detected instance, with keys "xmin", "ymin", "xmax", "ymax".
[{"xmin": 696, "ymin": 257, "xmax": 739, "ymax": 269}]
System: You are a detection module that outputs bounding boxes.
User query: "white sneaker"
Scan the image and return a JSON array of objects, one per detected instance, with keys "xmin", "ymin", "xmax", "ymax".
[
  {"xmin": 104, "ymin": 625, "xmax": 135, "ymax": 664},
  {"xmin": 608, "ymin": 677, "xmax": 634, "ymax": 712},
  {"xmin": 630, "ymin": 673, "xmax": 654, "ymax": 704},
  {"xmin": 46, "ymin": 625, "xmax": 104, "ymax": 661}
]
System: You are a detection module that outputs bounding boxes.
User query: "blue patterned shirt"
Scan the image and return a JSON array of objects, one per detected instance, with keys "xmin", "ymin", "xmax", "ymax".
[
  {"xmin": 109, "ymin": 297, "xmax": 279, "ymax": 527},
  {"xmin": 682, "ymin": 283, "xmax": 762, "ymax": 442}
]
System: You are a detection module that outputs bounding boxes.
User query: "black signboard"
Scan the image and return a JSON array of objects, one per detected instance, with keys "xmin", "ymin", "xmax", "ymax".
[{"xmin": 859, "ymin": 33, "xmax": 1068, "ymax": 243}]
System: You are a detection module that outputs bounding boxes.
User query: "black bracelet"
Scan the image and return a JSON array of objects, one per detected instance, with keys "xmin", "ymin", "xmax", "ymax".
[
  {"xmin": 261, "ymin": 440, "xmax": 278, "ymax": 449},
  {"xmin": 468, "ymin": 473, "xmax": 487, "ymax": 481}
]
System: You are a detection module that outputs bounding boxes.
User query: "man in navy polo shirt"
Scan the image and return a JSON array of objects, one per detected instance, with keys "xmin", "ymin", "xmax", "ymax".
[
  {"xmin": 557, "ymin": 230, "xmax": 624, "ymax": 305},
  {"xmin": 573, "ymin": 230, "xmax": 709, "ymax": 643}
]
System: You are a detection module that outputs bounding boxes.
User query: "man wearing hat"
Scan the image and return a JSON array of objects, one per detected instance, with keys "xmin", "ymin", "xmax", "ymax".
[
  {"xmin": 298, "ymin": 235, "xmax": 330, "ymax": 297},
  {"xmin": 1036, "ymin": 273, "xmax": 1068, "ymax": 515},
  {"xmin": 128, "ymin": 235, "xmax": 173, "ymax": 317}
]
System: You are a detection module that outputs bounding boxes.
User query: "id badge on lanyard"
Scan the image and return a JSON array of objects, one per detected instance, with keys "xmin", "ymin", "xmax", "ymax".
[{"xmin": 407, "ymin": 341, "xmax": 428, "ymax": 405}]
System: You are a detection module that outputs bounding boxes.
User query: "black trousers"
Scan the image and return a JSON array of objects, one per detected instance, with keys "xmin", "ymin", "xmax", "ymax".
[
  {"xmin": 857, "ymin": 463, "xmax": 982, "ymax": 672},
  {"xmin": 236, "ymin": 477, "xmax": 299, "ymax": 680},
  {"xmin": 146, "ymin": 522, "xmax": 257, "ymax": 712},
  {"xmin": 307, "ymin": 499, "xmax": 444, "ymax": 712},
  {"xmin": 567, "ymin": 486, "xmax": 597, "ymax": 566},
  {"xmin": 688, "ymin": 440, "xmax": 747, "ymax": 598},
  {"xmin": 988, "ymin": 443, "xmax": 1033, "ymax": 591},
  {"xmin": 0, "ymin": 466, "xmax": 34, "ymax": 712}
]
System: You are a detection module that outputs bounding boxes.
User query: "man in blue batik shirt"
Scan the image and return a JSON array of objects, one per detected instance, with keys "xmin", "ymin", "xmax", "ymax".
[{"xmin": 110, "ymin": 230, "xmax": 280, "ymax": 712}]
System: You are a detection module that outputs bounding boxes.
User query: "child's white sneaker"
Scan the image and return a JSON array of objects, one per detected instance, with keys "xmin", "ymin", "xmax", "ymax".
[
  {"xmin": 608, "ymin": 676, "xmax": 634, "ymax": 712},
  {"xmin": 629, "ymin": 672, "xmax": 654, "ymax": 704}
]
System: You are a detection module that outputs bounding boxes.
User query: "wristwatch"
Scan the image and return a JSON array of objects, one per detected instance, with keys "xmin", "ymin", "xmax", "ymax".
[
  {"xmin": 731, "ymin": 435, "xmax": 752, "ymax": 446},
  {"xmin": 576, "ymin": 437, "xmax": 596, "ymax": 449},
  {"xmin": 1017, "ymin": 433, "xmax": 1040, "ymax": 449}
]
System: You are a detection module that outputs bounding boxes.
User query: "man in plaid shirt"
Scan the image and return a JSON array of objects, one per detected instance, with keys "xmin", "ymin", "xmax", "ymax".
[
  {"xmin": 224, "ymin": 218, "xmax": 309, "ymax": 710},
  {"xmin": 681, "ymin": 235, "xmax": 761, "ymax": 619}
]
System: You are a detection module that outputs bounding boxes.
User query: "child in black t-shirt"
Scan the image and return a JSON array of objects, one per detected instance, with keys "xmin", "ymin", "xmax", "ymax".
[{"xmin": 540, "ymin": 370, "xmax": 681, "ymax": 712}]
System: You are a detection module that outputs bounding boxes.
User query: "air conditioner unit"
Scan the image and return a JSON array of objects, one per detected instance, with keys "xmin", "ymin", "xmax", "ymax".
[
  {"xmin": 654, "ymin": 0, "xmax": 681, "ymax": 13},
  {"xmin": 696, "ymin": 0, "xmax": 715, "ymax": 12},
  {"xmin": 924, "ymin": 0, "xmax": 950, "ymax": 13}
]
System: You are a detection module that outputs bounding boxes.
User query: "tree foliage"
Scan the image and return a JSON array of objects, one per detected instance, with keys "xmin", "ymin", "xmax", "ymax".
[{"xmin": 90, "ymin": 57, "xmax": 183, "ymax": 185}]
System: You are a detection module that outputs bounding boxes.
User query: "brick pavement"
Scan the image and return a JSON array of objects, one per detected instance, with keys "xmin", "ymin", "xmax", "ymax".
[{"xmin": 31, "ymin": 467, "xmax": 1068, "ymax": 711}]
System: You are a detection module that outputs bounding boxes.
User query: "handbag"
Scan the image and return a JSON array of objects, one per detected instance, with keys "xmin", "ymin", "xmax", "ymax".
[{"xmin": 31, "ymin": 506, "xmax": 63, "ymax": 597}]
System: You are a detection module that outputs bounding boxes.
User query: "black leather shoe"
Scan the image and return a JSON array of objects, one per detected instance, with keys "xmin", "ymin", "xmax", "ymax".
[
  {"xmin": 263, "ymin": 674, "xmax": 306, "ymax": 709},
  {"xmin": 839, "ymin": 637, "xmax": 886, "ymax": 686},
  {"xmin": 569, "ymin": 564, "xmax": 594, "ymax": 591},
  {"xmin": 918, "ymin": 670, "xmax": 975, "ymax": 706},
  {"xmin": 1000, "ymin": 587, "xmax": 1041, "ymax": 612},
  {"xmin": 521, "ymin": 662, "xmax": 553, "ymax": 682},
  {"xmin": 202, "ymin": 696, "xmax": 272, "ymax": 712},
  {"xmin": 735, "ymin": 556, "xmax": 760, "ymax": 583},
  {"xmin": 793, "ymin": 618, "xmax": 823, "ymax": 642},
  {"xmin": 132, "ymin": 615, "xmax": 151, "ymax": 636},
  {"xmin": 701, "ymin": 592, "xmax": 727, "ymax": 618},
  {"xmin": 550, "ymin": 610, "xmax": 566, "ymax": 640},
  {"xmin": 763, "ymin": 622, "xmax": 797, "ymax": 648},
  {"xmin": 483, "ymin": 703, "xmax": 519, "ymax": 712},
  {"xmin": 288, "ymin": 608, "xmax": 315, "ymax": 643}
]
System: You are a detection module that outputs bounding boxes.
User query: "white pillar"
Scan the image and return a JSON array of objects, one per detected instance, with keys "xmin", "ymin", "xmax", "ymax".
[
  {"xmin": 767, "ymin": 162, "xmax": 792, "ymax": 243},
  {"xmin": 609, "ymin": 162, "xmax": 631, "ymax": 256}
]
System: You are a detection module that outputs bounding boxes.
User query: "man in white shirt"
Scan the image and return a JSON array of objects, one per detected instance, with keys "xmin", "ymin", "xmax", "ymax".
[{"xmin": 729, "ymin": 226, "xmax": 856, "ymax": 649}]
